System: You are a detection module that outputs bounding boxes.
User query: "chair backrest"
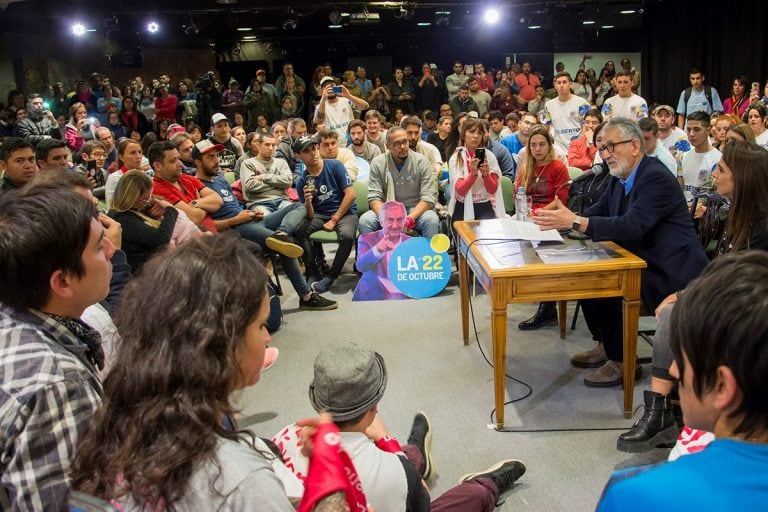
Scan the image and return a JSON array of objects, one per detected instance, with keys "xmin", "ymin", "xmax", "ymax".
[
  {"xmin": 353, "ymin": 180, "xmax": 369, "ymax": 216},
  {"xmin": 500, "ymin": 175, "xmax": 515, "ymax": 214},
  {"xmin": 568, "ymin": 166, "xmax": 583, "ymax": 180},
  {"xmin": 223, "ymin": 171, "xmax": 236, "ymax": 184}
]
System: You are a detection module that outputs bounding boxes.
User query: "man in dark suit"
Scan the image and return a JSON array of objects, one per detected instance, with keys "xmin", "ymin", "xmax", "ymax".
[
  {"xmin": 533, "ymin": 116, "xmax": 708, "ymax": 387},
  {"xmin": 353, "ymin": 200, "xmax": 411, "ymax": 301}
]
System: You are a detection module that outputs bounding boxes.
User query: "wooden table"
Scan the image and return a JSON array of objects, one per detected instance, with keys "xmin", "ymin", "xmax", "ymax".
[{"xmin": 455, "ymin": 220, "xmax": 647, "ymax": 429}]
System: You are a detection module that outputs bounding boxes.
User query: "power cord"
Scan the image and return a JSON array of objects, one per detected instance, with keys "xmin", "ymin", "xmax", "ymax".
[{"xmin": 461, "ymin": 237, "xmax": 640, "ymax": 432}]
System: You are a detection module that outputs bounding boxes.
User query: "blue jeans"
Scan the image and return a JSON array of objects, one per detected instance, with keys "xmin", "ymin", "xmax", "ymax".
[
  {"xmin": 234, "ymin": 217, "xmax": 310, "ymax": 298},
  {"xmin": 249, "ymin": 201, "xmax": 307, "ymax": 236},
  {"xmin": 358, "ymin": 207, "xmax": 440, "ymax": 238}
]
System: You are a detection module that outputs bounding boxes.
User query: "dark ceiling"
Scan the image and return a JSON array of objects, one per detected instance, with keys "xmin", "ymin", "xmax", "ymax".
[{"xmin": 0, "ymin": 0, "xmax": 646, "ymax": 49}]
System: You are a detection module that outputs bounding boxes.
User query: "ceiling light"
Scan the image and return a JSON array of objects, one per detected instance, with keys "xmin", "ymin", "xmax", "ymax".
[
  {"xmin": 237, "ymin": 27, "xmax": 252, "ymax": 31},
  {"xmin": 216, "ymin": 0, "xmax": 237, "ymax": 4},
  {"xmin": 601, "ymin": 25, "xmax": 615, "ymax": 29},
  {"xmin": 85, "ymin": 28, "xmax": 97, "ymax": 32},
  {"xmin": 582, "ymin": 20, "xmax": 595, "ymax": 25},
  {"xmin": 620, "ymin": 10, "xmax": 636, "ymax": 14},
  {"xmin": 435, "ymin": 10, "xmax": 451, "ymax": 26},
  {"xmin": 528, "ymin": 25, "xmax": 541, "ymax": 29},
  {"xmin": 72, "ymin": 23, "xmax": 86, "ymax": 36},
  {"xmin": 341, "ymin": 12, "xmax": 350, "ymax": 17},
  {"xmin": 242, "ymin": 35, "xmax": 257, "ymax": 40},
  {"xmin": 484, "ymin": 8, "xmax": 500, "ymax": 24},
  {"xmin": 146, "ymin": 21, "xmax": 159, "ymax": 33},
  {"xmin": 417, "ymin": 22, "xmax": 432, "ymax": 26},
  {"xmin": 329, "ymin": 24, "xmax": 343, "ymax": 29}
]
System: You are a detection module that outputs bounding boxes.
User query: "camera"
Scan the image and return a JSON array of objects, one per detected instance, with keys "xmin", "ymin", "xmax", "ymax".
[
  {"xmin": 332, "ymin": 86, "xmax": 343, "ymax": 95},
  {"xmin": 196, "ymin": 71, "xmax": 215, "ymax": 91}
]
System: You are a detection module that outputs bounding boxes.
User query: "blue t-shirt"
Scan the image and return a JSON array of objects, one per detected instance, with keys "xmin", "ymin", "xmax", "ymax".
[
  {"xmin": 676, "ymin": 87, "xmax": 723, "ymax": 117},
  {"xmin": 201, "ymin": 174, "xmax": 243, "ymax": 220},
  {"xmin": 499, "ymin": 133, "xmax": 523, "ymax": 155},
  {"xmin": 295, "ymin": 159, "xmax": 355, "ymax": 217},
  {"xmin": 598, "ymin": 440, "xmax": 768, "ymax": 511}
]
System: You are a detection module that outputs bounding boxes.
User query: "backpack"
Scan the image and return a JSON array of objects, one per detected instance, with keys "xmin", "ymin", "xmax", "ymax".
[{"xmin": 682, "ymin": 86, "xmax": 713, "ymax": 115}]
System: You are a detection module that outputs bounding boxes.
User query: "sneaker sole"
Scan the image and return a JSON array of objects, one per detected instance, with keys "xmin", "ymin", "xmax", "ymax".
[
  {"xmin": 418, "ymin": 411, "xmax": 434, "ymax": 480},
  {"xmin": 261, "ymin": 347, "xmax": 279, "ymax": 373},
  {"xmin": 458, "ymin": 459, "xmax": 527, "ymax": 485},
  {"xmin": 616, "ymin": 425, "xmax": 680, "ymax": 453},
  {"xmin": 266, "ymin": 237, "xmax": 304, "ymax": 259},
  {"xmin": 570, "ymin": 358, "xmax": 608, "ymax": 369},
  {"xmin": 299, "ymin": 302, "xmax": 338, "ymax": 311},
  {"xmin": 584, "ymin": 367, "xmax": 642, "ymax": 388}
]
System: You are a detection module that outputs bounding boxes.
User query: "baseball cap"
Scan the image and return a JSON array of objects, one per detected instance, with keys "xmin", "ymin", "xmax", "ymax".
[
  {"xmin": 292, "ymin": 134, "xmax": 317, "ymax": 153},
  {"xmin": 167, "ymin": 123, "xmax": 186, "ymax": 138},
  {"xmin": 211, "ymin": 113, "xmax": 228, "ymax": 125},
  {"xmin": 652, "ymin": 104, "xmax": 675, "ymax": 116},
  {"xmin": 319, "ymin": 76, "xmax": 336, "ymax": 87},
  {"xmin": 191, "ymin": 140, "xmax": 224, "ymax": 160}
]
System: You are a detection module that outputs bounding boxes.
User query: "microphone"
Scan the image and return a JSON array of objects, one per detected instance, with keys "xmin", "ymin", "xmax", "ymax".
[{"xmin": 555, "ymin": 165, "xmax": 604, "ymax": 196}]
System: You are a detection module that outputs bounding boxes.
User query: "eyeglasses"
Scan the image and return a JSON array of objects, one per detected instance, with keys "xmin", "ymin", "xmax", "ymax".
[
  {"xmin": 389, "ymin": 139, "xmax": 409, "ymax": 148},
  {"xmin": 597, "ymin": 140, "xmax": 633, "ymax": 154}
]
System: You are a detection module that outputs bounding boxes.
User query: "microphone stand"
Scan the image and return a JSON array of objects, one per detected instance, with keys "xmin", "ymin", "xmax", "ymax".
[{"xmin": 554, "ymin": 176, "xmax": 590, "ymax": 240}]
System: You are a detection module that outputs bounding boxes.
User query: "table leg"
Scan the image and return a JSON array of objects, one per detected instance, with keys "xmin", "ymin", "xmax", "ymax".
[
  {"xmin": 622, "ymin": 272, "xmax": 642, "ymax": 419},
  {"xmin": 491, "ymin": 287, "xmax": 508, "ymax": 429},
  {"xmin": 459, "ymin": 249, "xmax": 470, "ymax": 345},
  {"xmin": 558, "ymin": 300, "xmax": 567, "ymax": 339}
]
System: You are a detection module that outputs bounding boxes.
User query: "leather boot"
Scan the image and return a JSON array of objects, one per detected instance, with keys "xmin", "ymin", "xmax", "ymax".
[
  {"xmin": 616, "ymin": 390, "xmax": 681, "ymax": 453},
  {"xmin": 518, "ymin": 302, "xmax": 557, "ymax": 330},
  {"xmin": 668, "ymin": 389, "xmax": 684, "ymax": 428}
]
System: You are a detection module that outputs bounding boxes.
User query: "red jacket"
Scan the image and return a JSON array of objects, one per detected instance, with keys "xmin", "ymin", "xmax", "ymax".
[
  {"xmin": 567, "ymin": 135, "xmax": 597, "ymax": 171},
  {"xmin": 154, "ymin": 95, "xmax": 178, "ymax": 121}
]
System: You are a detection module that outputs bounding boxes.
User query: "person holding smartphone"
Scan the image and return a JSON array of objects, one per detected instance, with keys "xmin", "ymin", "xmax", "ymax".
[
  {"xmin": 314, "ymin": 75, "xmax": 369, "ymax": 143},
  {"xmin": 75, "ymin": 140, "xmax": 109, "ymax": 200},
  {"xmin": 447, "ymin": 117, "xmax": 505, "ymax": 224}
]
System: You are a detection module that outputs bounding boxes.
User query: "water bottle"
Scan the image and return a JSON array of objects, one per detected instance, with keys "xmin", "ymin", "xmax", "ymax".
[{"xmin": 515, "ymin": 186, "xmax": 529, "ymax": 221}]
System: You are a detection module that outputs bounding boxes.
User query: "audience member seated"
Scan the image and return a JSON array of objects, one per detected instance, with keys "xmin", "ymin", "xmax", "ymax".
[
  {"xmin": 447, "ymin": 117, "xmax": 505, "ymax": 224},
  {"xmin": 533, "ymin": 117, "xmax": 708, "ymax": 387},
  {"xmin": 190, "ymin": 139, "xmax": 337, "ymax": 311},
  {"xmin": 567, "ymin": 109, "xmax": 603, "ymax": 170},
  {"xmin": 615, "ymin": 140, "xmax": 768, "ymax": 454},
  {"xmin": 360, "ymin": 127, "xmax": 439, "ymax": 238},
  {"xmin": 427, "ymin": 115, "xmax": 452, "ymax": 162},
  {"xmin": 745, "ymin": 102, "xmax": 768, "ymax": 148},
  {"xmin": 0, "ymin": 187, "xmax": 114, "ymax": 509},
  {"xmin": 0, "ymin": 137, "xmax": 37, "ymax": 194},
  {"xmin": 108, "ymin": 169, "xmax": 185, "ymax": 272},
  {"xmin": 274, "ymin": 342, "xmax": 527, "ymax": 512},
  {"xmin": 598, "ymin": 251, "xmax": 768, "ymax": 510},
  {"xmin": 679, "ymin": 111, "xmax": 721, "ymax": 204},
  {"xmin": 69, "ymin": 236, "xmax": 350, "ymax": 511},
  {"xmin": 73, "ymin": 140, "xmax": 109, "ymax": 200},
  {"xmin": 316, "ymin": 129, "xmax": 360, "ymax": 180},
  {"xmin": 638, "ymin": 118, "xmax": 677, "ymax": 175},
  {"xmin": 514, "ymin": 125, "xmax": 571, "ymax": 331},
  {"xmin": 347, "ymin": 119, "xmax": 382, "ymax": 163},
  {"xmin": 652, "ymin": 104, "xmax": 690, "ymax": 173},
  {"xmin": 105, "ymin": 138, "xmax": 144, "ymax": 208},
  {"xmin": 294, "ymin": 135, "xmax": 358, "ymax": 293},
  {"xmin": 35, "ymin": 138, "xmax": 69, "ymax": 171},
  {"xmin": 500, "ymin": 112, "xmax": 538, "ymax": 161}
]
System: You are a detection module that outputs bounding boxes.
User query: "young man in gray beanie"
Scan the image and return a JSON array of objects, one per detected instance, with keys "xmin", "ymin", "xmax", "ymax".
[{"xmin": 273, "ymin": 342, "xmax": 526, "ymax": 512}]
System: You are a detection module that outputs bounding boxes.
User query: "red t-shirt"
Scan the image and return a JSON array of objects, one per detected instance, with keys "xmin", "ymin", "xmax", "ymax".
[
  {"xmin": 515, "ymin": 73, "xmax": 541, "ymax": 102},
  {"xmin": 154, "ymin": 95, "xmax": 178, "ymax": 121},
  {"xmin": 152, "ymin": 174, "xmax": 217, "ymax": 232},
  {"xmin": 516, "ymin": 160, "xmax": 570, "ymax": 211}
]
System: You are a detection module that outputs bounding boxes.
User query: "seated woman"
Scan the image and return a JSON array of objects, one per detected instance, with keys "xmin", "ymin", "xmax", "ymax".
[
  {"xmin": 515, "ymin": 126, "xmax": 570, "ymax": 331},
  {"xmin": 108, "ymin": 169, "xmax": 188, "ymax": 272},
  {"xmin": 711, "ymin": 114, "xmax": 740, "ymax": 151},
  {"xmin": 105, "ymin": 138, "xmax": 144, "ymax": 208},
  {"xmin": 447, "ymin": 117, "xmax": 505, "ymax": 224},
  {"xmin": 616, "ymin": 140, "xmax": 768, "ymax": 454},
  {"xmin": 427, "ymin": 115, "xmax": 452, "ymax": 162},
  {"xmin": 70, "ymin": 236, "xmax": 353, "ymax": 511},
  {"xmin": 744, "ymin": 102, "xmax": 768, "ymax": 148}
]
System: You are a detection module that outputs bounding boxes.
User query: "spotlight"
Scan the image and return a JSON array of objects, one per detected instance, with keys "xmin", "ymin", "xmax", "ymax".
[
  {"xmin": 484, "ymin": 8, "xmax": 500, "ymax": 24},
  {"xmin": 435, "ymin": 10, "xmax": 451, "ymax": 26},
  {"xmin": 282, "ymin": 8, "xmax": 298, "ymax": 30},
  {"xmin": 183, "ymin": 17, "xmax": 199, "ymax": 35},
  {"xmin": 146, "ymin": 21, "xmax": 159, "ymax": 33},
  {"xmin": 329, "ymin": 10, "xmax": 342, "ymax": 24},
  {"xmin": 231, "ymin": 42, "xmax": 241, "ymax": 55},
  {"xmin": 72, "ymin": 23, "xmax": 86, "ymax": 37}
]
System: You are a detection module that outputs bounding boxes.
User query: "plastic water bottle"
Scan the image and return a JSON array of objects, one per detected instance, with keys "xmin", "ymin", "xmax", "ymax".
[{"xmin": 515, "ymin": 186, "xmax": 529, "ymax": 221}]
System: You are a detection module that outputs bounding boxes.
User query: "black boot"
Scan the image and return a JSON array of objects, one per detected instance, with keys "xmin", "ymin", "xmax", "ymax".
[
  {"xmin": 616, "ymin": 390, "xmax": 681, "ymax": 453},
  {"xmin": 518, "ymin": 302, "xmax": 557, "ymax": 330}
]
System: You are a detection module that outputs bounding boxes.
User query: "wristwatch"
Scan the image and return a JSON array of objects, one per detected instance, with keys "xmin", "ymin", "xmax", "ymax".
[
  {"xmin": 571, "ymin": 216, "xmax": 582, "ymax": 232},
  {"xmin": 190, "ymin": 200, "xmax": 199, "ymax": 208}
]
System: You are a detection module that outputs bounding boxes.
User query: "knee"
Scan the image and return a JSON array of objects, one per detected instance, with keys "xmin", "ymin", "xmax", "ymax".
[{"xmin": 358, "ymin": 211, "xmax": 379, "ymax": 233}]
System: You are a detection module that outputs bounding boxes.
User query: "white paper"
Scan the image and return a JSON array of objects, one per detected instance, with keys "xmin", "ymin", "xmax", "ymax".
[{"xmin": 478, "ymin": 218, "xmax": 564, "ymax": 242}]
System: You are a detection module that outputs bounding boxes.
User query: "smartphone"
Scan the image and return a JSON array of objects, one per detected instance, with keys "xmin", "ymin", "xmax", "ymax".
[
  {"xmin": 332, "ymin": 86, "xmax": 342, "ymax": 94},
  {"xmin": 752, "ymin": 82, "xmax": 760, "ymax": 93},
  {"xmin": 86, "ymin": 159, "xmax": 98, "ymax": 179},
  {"xmin": 475, "ymin": 148, "xmax": 485, "ymax": 164}
]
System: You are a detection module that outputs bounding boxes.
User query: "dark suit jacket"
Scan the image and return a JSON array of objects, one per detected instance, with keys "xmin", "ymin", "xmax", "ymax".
[{"xmin": 584, "ymin": 156, "xmax": 708, "ymax": 310}]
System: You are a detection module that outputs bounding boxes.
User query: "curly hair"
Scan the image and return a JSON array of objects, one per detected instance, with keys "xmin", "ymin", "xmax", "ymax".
[{"xmin": 70, "ymin": 234, "xmax": 268, "ymax": 507}]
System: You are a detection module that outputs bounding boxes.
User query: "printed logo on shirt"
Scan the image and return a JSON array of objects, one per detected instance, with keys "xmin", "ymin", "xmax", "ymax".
[
  {"xmin": 219, "ymin": 187, "xmax": 234, "ymax": 203},
  {"xmin": 219, "ymin": 148, "xmax": 237, "ymax": 170}
]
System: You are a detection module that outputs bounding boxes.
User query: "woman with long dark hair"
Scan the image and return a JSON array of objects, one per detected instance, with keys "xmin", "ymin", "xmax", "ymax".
[
  {"xmin": 388, "ymin": 67, "xmax": 415, "ymax": 115},
  {"xmin": 616, "ymin": 139, "xmax": 768, "ymax": 454},
  {"xmin": 447, "ymin": 117, "xmax": 505, "ymax": 223},
  {"xmin": 722, "ymin": 76, "xmax": 749, "ymax": 118},
  {"xmin": 70, "ymin": 235, "xmax": 350, "ymax": 510},
  {"xmin": 119, "ymin": 95, "xmax": 151, "ymax": 136}
]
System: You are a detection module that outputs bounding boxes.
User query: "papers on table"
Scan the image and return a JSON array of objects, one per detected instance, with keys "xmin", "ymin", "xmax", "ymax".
[{"xmin": 475, "ymin": 218, "xmax": 564, "ymax": 242}]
